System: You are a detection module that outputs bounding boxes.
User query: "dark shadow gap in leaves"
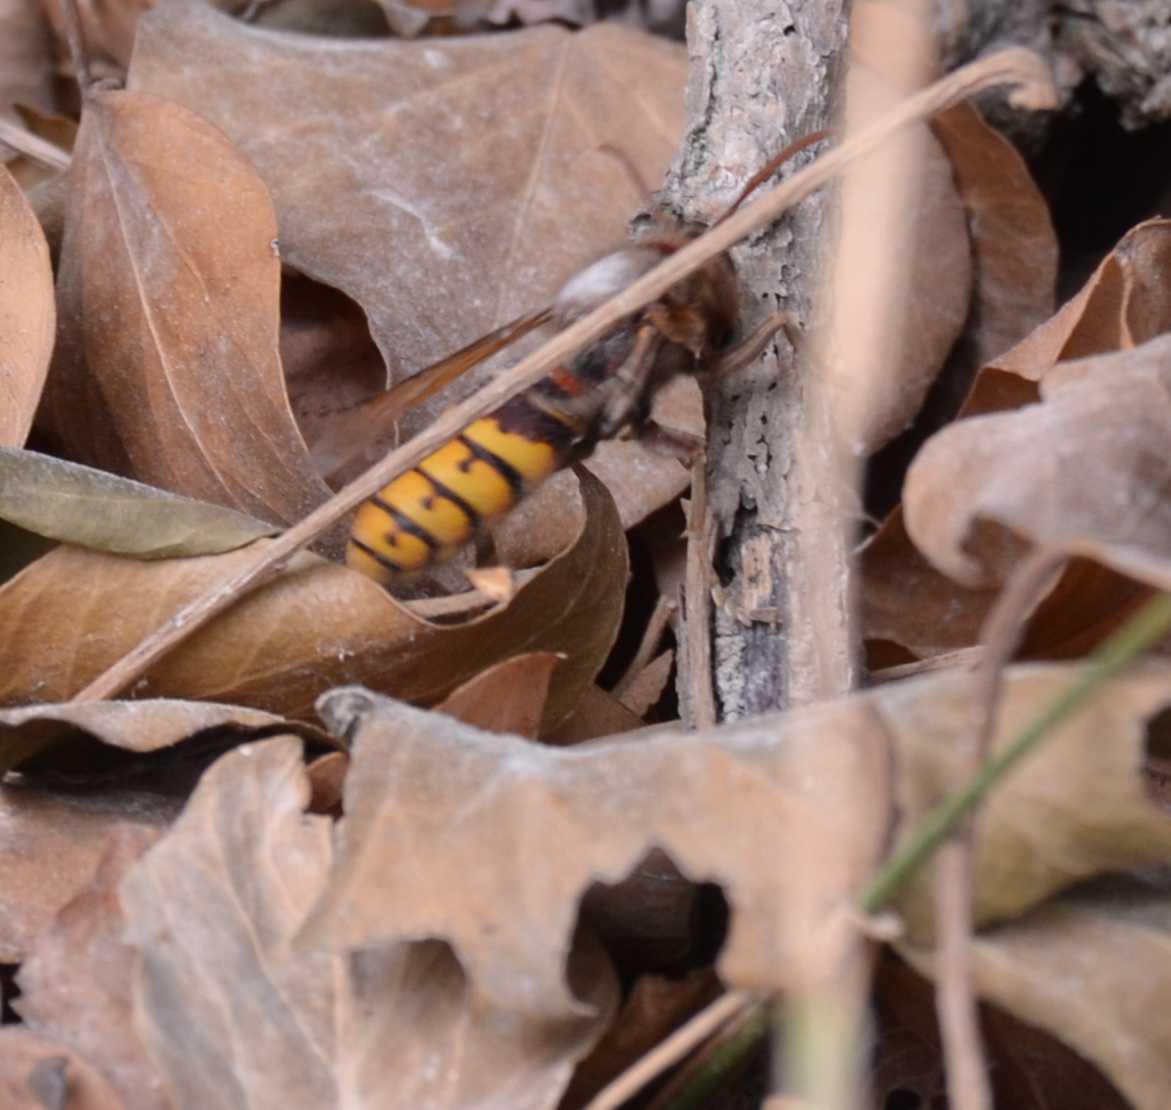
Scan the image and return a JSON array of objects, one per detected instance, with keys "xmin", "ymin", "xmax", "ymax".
[
  {"xmin": 1034, "ymin": 78, "xmax": 1171, "ymax": 300},
  {"xmin": 8, "ymin": 725, "xmax": 330, "ymax": 797}
]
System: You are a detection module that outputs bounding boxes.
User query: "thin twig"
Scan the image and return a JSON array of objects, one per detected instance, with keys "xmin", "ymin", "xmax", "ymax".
[
  {"xmin": 0, "ymin": 119, "xmax": 71, "ymax": 171},
  {"xmin": 613, "ymin": 593, "xmax": 676, "ymax": 702},
  {"xmin": 932, "ymin": 547, "xmax": 1067, "ymax": 1110},
  {"xmin": 581, "ymin": 991, "xmax": 757, "ymax": 1110},
  {"xmin": 933, "ymin": 843, "xmax": 991, "ymax": 1110},
  {"xmin": 70, "ymin": 48, "xmax": 1055, "ymax": 704},
  {"xmin": 868, "ymin": 647, "xmax": 983, "ymax": 684},
  {"xmin": 971, "ymin": 548, "xmax": 1069, "ymax": 758}
]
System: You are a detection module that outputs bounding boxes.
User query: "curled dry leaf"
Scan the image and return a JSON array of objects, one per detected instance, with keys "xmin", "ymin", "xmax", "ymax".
[
  {"xmin": 901, "ymin": 878, "xmax": 1171, "ymax": 1110},
  {"xmin": 0, "ymin": 469, "xmax": 625, "ymax": 724},
  {"xmin": 119, "ymin": 736, "xmax": 615, "ymax": 1110},
  {"xmin": 0, "ymin": 697, "xmax": 326, "ymax": 776},
  {"xmin": 902, "ymin": 334, "xmax": 1171, "ymax": 588},
  {"xmin": 16, "ymin": 828, "xmax": 170, "ymax": 1110},
  {"xmin": 301, "ymin": 684, "xmax": 891, "ymax": 1016},
  {"xmin": 0, "ymin": 1028, "xmax": 124, "ymax": 1110},
  {"xmin": 43, "ymin": 89, "xmax": 333, "ymax": 537},
  {"xmin": 301, "ymin": 660, "xmax": 1171, "ymax": 1019},
  {"xmin": 0, "ymin": 449, "xmax": 277, "ymax": 558},
  {"xmin": 930, "ymin": 103, "xmax": 1057, "ymax": 368},
  {"xmin": 0, "ymin": 784, "xmax": 174, "ymax": 962},
  {"xmin": 0, "ymin": 164, "xmax": 54, "ymax": 447},
  {"xmin": 864, "ymin": 219, "xmax": 1171, "ymax": 658}
]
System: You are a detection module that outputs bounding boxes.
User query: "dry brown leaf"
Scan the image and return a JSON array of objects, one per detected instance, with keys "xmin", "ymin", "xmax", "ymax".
[
  {"xmin": 968, "ymin": 218, "xmax": 1171, "ymax": 399},
  {"xmin": 0, "ymin": 469, "xmax": 625, "ymax": 723},
  {"xmin": 119, "ymin": 735, "xmax": 615, "ymax": 1109},
  {"xmin": 615, "ymin": 648, "xmax": 673, "ymax": 717},
  {"xmin": 16, "ymin": 828, "xmax": 170, "ymax": 1110},
  {"xmin": 0, "ymin": 164, "xmax": 54, "ymax": 447},
  {"xmin": 0, "ymin": 697, "xmax": 325, "ymax": 776},
  {"xmin": 0, "ymin": 784, "xmax": 174, "ymax": 962},
  {"xmin": 872, "ymin": 953, "xmax": 1128, "ymax": 1110},
  {"xmin": 39, "ymin": 0, "xmax": 150, "ymax": 80},
  {"xmin": 437, "ymin": 651, "xmax": 560, "ymax": 737},
  {"xmin": 300, "ymin": 659, "xmax": 1171, "ymax": 1019},
  {"xmin": 127, "ymin": 3, "xmax": 694, "ymax": 532},
  {"xmin": 886, "ymin": 662, "xmax": 1171, "ymax": 939},
  {"xmin": 863, "ymin": 219, "xmax": 1171, "ymax": 658},
  {"xmin": 862, "ymin": 509, "xmax": 999, "ymax": 660},
  {"xmin": 902, "ymin": 334, "xmax": 1171, "ymax": 588},
  {"xmin": 0, "ymin": 1028, "xmax": 124, "ymax": 1110},
  {"xmin": 278, "ymin": 275, "xmax": 386, "ymax": 459},
  {"xmin": 931, "ymin": 102, "xmax": 1057, "ymax": 366},
  {"xmin": 301, "ymin": 684, "xmax": 891, "ymax": 1015},
  {"xmin": 128, "ymin": 3, "xmax": 685, "ymax": 385},
  {"xmin": 901, "ymin": 878, "xmax": 1171, "ymax": 1110},
  {"xmin": 0, "ymin": 449, "xmax": 277, "ymax": 558},
  {"xmin": 544, "ymin": 683, "xmax": 644, "ymax": 744},
  {"xmin": 43, "ymin": 89, "xmax": 333, "ymax": 536},
  {"xmin": 0, "ymin": 0, "xmax": 54, "ymax": 126},
  {"xmin": 306, "ymin": 750, "xmax": 349, "ymax": 814}
]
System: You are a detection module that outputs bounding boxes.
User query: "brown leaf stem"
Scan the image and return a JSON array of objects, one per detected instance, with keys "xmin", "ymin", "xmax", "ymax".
[
  {"xmin": 932, "ymin": 547, "xmax": 1069, "ymax": 1110},
  {"xmin": 581, "ymin": 990, "xmax": 756, "ymax": 1110}
]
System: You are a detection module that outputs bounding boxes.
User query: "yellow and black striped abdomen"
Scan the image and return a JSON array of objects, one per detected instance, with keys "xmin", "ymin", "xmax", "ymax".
[{"xmin": 346, "ymin": 395, "xmax": 575, "ymax": 584}]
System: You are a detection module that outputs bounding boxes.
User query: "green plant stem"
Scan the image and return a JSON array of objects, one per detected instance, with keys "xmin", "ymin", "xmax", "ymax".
[
  {"xmin": 666, "ymin": 588, "xmax": 1171, "ymax": 1109},
  {"xmin": 859, "ymin": 589, "xmax": 1171, "ymax": 914}
]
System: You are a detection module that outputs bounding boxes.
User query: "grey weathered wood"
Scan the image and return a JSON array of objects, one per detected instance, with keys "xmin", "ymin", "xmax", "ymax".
[{"xmin": 662, "ymin": 0, "xmax": 854, "ymax": 721}]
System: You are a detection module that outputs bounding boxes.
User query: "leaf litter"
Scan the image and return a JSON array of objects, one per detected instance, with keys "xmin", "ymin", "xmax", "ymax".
[
  {"xmin": 2, "ymin": 3, "xmax": 1171, "ymax": 1106},
  {"xmin": 41, "ymin": 89, "xmax": 336, "ymax": 542},
  {"xmin": 0, "ymin": 469, "xmax": 625, "ymax": 723},
  {"xmin": 865, "ymin": 218, "xmax": 1171, "ymax": 662},
  {"xmin": 0, "ymin": 164, "xmax": 54, "ymax": 447},
  {"xmin": 125, "ymin": 0, "xmax": 698, "ymax": 539}
]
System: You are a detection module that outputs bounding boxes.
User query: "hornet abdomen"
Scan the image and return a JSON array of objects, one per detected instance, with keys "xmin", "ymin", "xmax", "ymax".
[{"xmin": 345, "ymin": 386, "xmax": 578, "ymax": 583}]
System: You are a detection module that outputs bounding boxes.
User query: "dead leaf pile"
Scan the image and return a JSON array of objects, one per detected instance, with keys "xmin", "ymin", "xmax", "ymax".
[{"xmin": 2, "ymin": 0, "xmax": 1171, "ymax": 1106}]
